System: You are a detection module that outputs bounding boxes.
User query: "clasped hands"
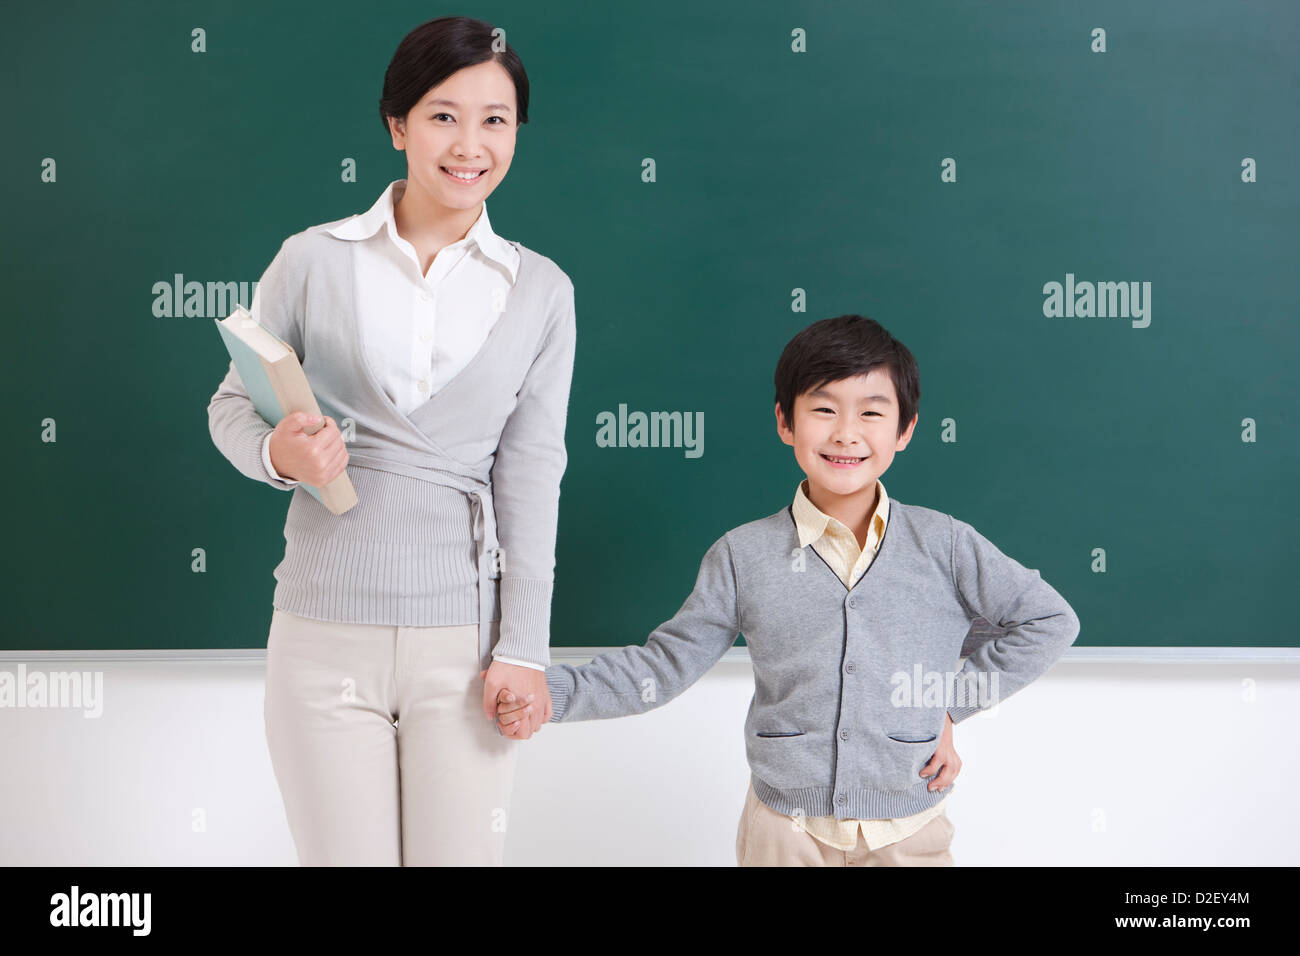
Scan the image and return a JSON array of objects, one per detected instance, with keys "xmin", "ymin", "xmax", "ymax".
[{"xmin": 479, "ymin": 659, "xmax": 552, "ymax": 739}]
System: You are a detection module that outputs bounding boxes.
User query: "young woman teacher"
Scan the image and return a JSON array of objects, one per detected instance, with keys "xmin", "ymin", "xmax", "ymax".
[{"xmin": 207, "ymin": 16, "xmax": 571, "ymax": 865}]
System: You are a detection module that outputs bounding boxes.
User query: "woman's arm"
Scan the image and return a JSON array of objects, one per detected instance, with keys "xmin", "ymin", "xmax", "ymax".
[
  {"xmin": 487, "ymin": 277, "xmax": 577, "ymax": 667},
  {"xmin": 207, "ymin": 240, "xmax": 304, "ymax": 490}
]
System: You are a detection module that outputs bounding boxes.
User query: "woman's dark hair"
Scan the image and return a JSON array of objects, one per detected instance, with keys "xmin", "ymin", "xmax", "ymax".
[
  {"xmin": 774, "ymin": 315, "xmax": 921, "ymax": 440},
  {"xmin": 378, "ymin": 16, "xmax": 529, "ymax": 135}
]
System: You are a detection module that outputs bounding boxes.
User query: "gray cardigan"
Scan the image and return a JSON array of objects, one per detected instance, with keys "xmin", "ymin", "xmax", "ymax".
[
  {"xmin": 546, "ymin": 501, "xmax": 1080, "ymax": 819},
  {"xmin": 207, "ymin": 218, "xmax": 576, "ymax": 668}
]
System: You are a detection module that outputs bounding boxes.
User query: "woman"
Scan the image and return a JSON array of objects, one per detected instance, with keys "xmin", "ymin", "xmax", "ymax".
[{"xmin": 207, "ymin": 16, "xmax": 571, "ymax": 865}]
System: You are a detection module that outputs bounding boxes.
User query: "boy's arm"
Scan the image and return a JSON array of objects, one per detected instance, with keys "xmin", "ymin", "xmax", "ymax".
[
  {"xmin": 947, "ymin": 516, "xmax": 1081, "ymax": 724},
  {"xmin": 546, "ymin": 534, "xmax": 740, "ymax": 722}
]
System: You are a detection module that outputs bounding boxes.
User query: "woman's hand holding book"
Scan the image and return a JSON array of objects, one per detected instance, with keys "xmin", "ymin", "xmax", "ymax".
[{"xmin": 269, "ymin": 412, "xmax": 349, "ymax": 486}]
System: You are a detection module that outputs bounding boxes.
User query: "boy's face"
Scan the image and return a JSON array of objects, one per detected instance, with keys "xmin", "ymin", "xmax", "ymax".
[{"xmin": 775, "ymin": 370, "xmax": 917, "ymax": 507}]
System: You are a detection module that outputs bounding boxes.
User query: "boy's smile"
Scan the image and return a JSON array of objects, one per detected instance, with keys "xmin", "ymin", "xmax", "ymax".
[{"xmin": 776, "ymin": 371, "xmax": 917, "ymax": 544}]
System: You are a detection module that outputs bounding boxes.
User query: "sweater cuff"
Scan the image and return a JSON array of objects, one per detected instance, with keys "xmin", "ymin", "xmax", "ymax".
[
  {"xmin": 492, "ymin": 576, "xmax": 554, "ymax": 667},
  {"xmin": 492, "ymin": 654, "xmax": 546, "ymax": 672},
  {"xmin": 242, "ymin": 425, "xmax": 296, "ymax": 492},
  {"xmin": 947, "ymin": 704, "xmax": 983, "ymax": 725},
  {"xmin": 261, "ymin": 430, "xmax": 299, "ymax": 487},
  {"xmin": 545, "ymin": 665, "xmax": 575, "ymax": 722}
]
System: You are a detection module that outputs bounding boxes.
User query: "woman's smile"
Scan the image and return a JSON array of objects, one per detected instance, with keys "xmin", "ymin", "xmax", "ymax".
[{"xmin": 440, "ymin": 165, "xmax": 488, "ymax": 185}]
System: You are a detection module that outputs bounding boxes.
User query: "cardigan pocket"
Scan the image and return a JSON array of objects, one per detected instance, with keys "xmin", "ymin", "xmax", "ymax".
[
  {"xmin": 879, "ymin": 731, "xmax": 940, "ymax": 790},
  {"xmin": 755, "ymin": 731, "xmax": 805, "ymax": 738},
  {"xmin": 886, "ymin": 732, "xmax": 938, "ymax": 743}
]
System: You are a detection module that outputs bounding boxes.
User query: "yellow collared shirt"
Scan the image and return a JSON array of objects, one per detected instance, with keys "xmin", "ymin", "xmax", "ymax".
[{"xmin": 788, "ymin": 477, "xmax": 949, "ymax": 851}]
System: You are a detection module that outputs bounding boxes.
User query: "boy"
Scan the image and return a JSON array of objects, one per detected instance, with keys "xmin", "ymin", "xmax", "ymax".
[{"xmin": 496, "ymin": 315, "xmax": 1080, "ymax": 866}]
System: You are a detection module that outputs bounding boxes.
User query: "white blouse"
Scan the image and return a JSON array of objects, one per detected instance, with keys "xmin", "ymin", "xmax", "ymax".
[{"xmin": 259, "ymin": 179, "xmax": 540, "ymax": 671}]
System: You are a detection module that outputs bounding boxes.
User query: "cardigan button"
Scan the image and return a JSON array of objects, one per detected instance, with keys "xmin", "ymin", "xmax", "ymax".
[{"xmin": 835, "ymin": 794, "xmax": 846, "ymax": 805}]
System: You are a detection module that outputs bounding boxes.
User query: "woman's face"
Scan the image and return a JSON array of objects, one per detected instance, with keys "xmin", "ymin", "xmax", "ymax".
[{"xmin": 388, "ymin": 60, "xmax": 518, "ymax": 212}]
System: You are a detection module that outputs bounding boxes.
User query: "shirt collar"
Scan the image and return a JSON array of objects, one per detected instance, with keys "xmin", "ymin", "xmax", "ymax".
[
  {"xmin": 325, "ymin": 179, "xmax": 518, "ymax": 282},
  {"xmin": 792, "ymin": 477, "xmax": 889, "ymax": 549}
]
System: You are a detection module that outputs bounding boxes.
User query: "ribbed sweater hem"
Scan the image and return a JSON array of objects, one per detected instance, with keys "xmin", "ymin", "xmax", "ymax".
[
  {"xmin": 270, "ymin": 466, "xmax": 487, "ymax": 627},
  {"xmin": 271, "ymin": 524, "xmax": 484, "ymax": 626},
  {"xmin": 751, "ymin": 773, "xmax": 953, "ymax": 821}
]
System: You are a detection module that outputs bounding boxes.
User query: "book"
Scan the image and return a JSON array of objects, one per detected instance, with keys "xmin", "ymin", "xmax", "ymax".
[{"xmin": 213, "ymin": 305, "xmax": 358, "ymax": 515}]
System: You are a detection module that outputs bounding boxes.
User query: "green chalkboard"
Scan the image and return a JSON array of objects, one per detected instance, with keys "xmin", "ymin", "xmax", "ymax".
[{"xmin": 3, "ymin": 1, "xmax": 1296, "ymax": 650}]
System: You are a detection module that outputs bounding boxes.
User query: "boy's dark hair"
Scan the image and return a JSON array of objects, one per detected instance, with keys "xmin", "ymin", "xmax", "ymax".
[
  {"xmin": 774, "ymin": 315, "xmax": 921, "ymax": 440},
  {"xmin": 378, "ymin": 16, "xmax": 530, "ymax": 135}
]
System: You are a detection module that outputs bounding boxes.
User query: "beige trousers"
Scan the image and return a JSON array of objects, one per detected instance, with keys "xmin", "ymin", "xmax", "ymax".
[
  {"xmin": 263, "ymin": 607, "xmax": 518, "ymax": 866},
  {"xmin": 735, "ymin": 782, "xmax": 956, "ymax": 866}
]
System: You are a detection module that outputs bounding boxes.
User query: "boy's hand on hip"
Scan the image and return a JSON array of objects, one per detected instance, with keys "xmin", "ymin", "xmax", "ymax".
[
  {"xmin": 920, "ymin": 712, "xmax": 961, "ymax": 791},
  {"xmin": 480, "ymin": 661, "xmax": 552, "ymax": 738}
]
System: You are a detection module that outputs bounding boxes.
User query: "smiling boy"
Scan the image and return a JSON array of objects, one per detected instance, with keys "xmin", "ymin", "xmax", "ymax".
[{"xmin": 498, "ymin": 315, "xmax": 1080, "ymax": 866}]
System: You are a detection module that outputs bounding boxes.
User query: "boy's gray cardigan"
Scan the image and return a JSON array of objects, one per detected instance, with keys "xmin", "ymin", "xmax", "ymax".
[{"xmin": 546, "ymin": 500, "xmax": 1080, "ymax": 820}]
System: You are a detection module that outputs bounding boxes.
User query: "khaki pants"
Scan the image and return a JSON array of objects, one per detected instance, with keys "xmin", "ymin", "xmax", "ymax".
[
  {"xmin": 735, "ymin": 782, "xmax": 955, "ymax": 866},
  {"xmin": 263, "ymin": 607, "xmax": 518, "ymax": 866}
]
